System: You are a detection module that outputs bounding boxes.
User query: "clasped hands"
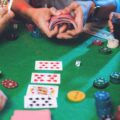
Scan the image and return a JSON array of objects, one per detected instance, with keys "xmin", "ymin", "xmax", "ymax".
[{"xmin": 31, "ymin": 2, "xmax": 83, "ymax": 39}]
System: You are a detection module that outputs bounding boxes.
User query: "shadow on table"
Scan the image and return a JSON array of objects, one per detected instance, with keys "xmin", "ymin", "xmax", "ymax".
[{"xmin": 47, "ymin": 32, "xmax": 91, "ymax": 47}]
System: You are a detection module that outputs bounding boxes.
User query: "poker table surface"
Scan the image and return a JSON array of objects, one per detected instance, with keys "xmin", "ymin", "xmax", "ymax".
[{"xmin": 0, "ymin": 25, "xmax": 120, "ymax": 120}]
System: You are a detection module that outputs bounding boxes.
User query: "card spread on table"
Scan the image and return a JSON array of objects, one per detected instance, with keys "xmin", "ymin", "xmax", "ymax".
[
  {"xmin": 11, "ymin": 110, "xmax": 51, "ymax": 120},
  {"xmin": 27, "ymin": 85, "xmax": 59, "ymax": 98},
  {"xmin": 31, "ymin": 73, "xmax": 61, "ymax": 84},
  {"xmin": 35, "ymin": 61, "xmax": 63, "ymax": 71},
  {"xmin": 24, "ymin": 95, "xmax": 57, "ymax": 108}
]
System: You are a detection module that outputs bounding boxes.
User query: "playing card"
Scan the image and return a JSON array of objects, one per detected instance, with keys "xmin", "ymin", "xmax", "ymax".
[
  {"xmin": 49, "ymin": 14, "xmax": 77, "ymax": 30},
  {"xmin": 27, "ymin": 85, "xmax": 59, "ymax": 98},
  {"xmin": 35, "ymin": 61, "xmax": 63, "ymax": 71},
  {"xmin": 31, "ymin": 73, "xmax": 61, "ymax": 84},
  {"xmin": 24, "ymin": 95, "xmax": 57, "ymax": 109}
]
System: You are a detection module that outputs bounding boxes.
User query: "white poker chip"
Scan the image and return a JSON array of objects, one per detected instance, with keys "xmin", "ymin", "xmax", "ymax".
[{"xmin": 107, "ymin": 38, "xmax": 119, "ymax": 49}]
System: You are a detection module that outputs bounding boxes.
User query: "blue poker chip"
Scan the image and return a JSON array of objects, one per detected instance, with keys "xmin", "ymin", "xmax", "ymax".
[
  {"xmin": 94, "ymin": 91, "xmax": 110, "ymax": 101},
  {"xmin": 93, "ymin": 77, "xmax": 109, "ymax": 89},
  {"xmin": 31, "ymin": 28, "xmax": 41, "ymax": 38},
  {"xmin": 110, "ymin": 72, "xmax": 120, "ymax": 84}
]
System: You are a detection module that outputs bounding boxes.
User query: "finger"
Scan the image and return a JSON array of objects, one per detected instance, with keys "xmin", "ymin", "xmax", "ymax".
[
  {"xmin": 66, "ymin": 2, "xmax": 79, "ymax": 11},
  {"xmin": 66, "ymin": 28, "xmax": 83, "ymax": 36},
  {"xmin": 74, "ymin": 7, "xmax": 83, "ymax": 29},
  {"xmin": 41, "ymin": 21, "xmax": 58, "ymax": 38},
  {"xmin": 59, "ymin": 24, "xmax": 67, "ymax": 33},
  {"xmin": 57, "ymin": 33, "xmax": 73, "ymax": 39},
  {"xmin": 50, "ymin": 7, "xmax": 61, "ymax": 16},
  {"xmin": 0, "ymin": 8, "xmax": 7, "ymax": 17},
  {"xmin": 1, "ymin": 11, "xmax": 14, "ymax": 24},
  {"xmin": 108, "ymin": 20, "xmax": 114, "ymax": 32}
]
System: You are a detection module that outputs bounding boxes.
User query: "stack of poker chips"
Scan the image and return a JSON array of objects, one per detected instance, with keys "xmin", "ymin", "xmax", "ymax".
[
  {"xmin": 25, "ymin": 23, "xmax": 42, "ymax": 38},
  {"xmin": 94, "ymin": 91, "xmax": 113, "ymax": 119},
  {"xmin": 110, "ymin": 72, "xmax": 120, "ymax": 84},
  {"xmin": 99, "ymin": 47, "xmax": 112, "ymax": 55},
  {"xmin": 0, "ymin": 90, "xmax": 7, "ymax": 111},
  {"xmin": 93, "ymin": 78, "xmax": 109, "ymax": 89}
]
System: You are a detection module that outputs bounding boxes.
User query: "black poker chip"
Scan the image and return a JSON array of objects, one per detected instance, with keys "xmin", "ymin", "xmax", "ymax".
[
  {"xmin": 110, "ymin": 72, "xmax": 120, "ymax": 84},
  {"xmin": 93, "ymin": 78, "xmax": 109, "ymax": 89},
  {"xmin": 99, "ymin": 47, "xmax": 112, "ymax": 55}
]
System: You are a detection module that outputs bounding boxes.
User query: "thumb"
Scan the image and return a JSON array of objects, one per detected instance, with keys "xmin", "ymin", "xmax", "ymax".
[{"xmin": 8, "ymin": 11, "xmax": 15, "ymax": 18}]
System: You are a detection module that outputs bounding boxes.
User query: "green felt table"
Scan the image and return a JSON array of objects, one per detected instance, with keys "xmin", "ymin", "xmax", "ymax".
[{"xmin": 0, "ymin": 27, "xmax": 120, "ymax": 120}]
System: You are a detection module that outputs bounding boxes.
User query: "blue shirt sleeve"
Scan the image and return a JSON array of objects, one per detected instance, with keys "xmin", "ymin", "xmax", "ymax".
[
  {"xmin": 76, "ymin": 1, "xmax": 93, "ymax": 24},
  {"xmin": 116, "ymin": 0, "xmax": 120, "ymax": 13}
]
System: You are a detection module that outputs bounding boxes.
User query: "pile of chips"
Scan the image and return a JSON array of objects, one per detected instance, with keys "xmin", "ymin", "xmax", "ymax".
[
  {"xmin": 110, "ymin": 72, "xmax": 120, "ymax": 84},
  {"xmin": 93, "ymin": 40, "xmax": 103, "ymax": 46},
  {"xmin": 93, "ymin": 78, "xmax": 109, "ymax": 89},
  {"xmin": 99, "ymin": 47, "xmax": 112, "ymax": 55},
  {"xmin": 25, "ymin": 23, "xmax": 42, "ymax": 38},
  {"xmin": 94, "ymin": 91, "xmax": 113, "ymax": 119}
]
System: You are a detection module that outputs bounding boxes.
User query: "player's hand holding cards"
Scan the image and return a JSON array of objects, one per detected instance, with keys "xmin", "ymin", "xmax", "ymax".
[
  {"xmin": 48, "ymin": 2, "xmax": 83, "ymax": 39},
  {"xmin": 0, "ymin": 0, "xmax": 14, "ymax": 34}
]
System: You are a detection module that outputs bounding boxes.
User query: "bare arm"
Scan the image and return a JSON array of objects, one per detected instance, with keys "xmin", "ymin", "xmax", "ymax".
[{"xmin": 12, "ymin": 0, "xmax": 33, "ymax": 19}]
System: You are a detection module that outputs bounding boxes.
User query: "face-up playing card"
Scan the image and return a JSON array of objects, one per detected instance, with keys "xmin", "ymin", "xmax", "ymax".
[
  {"xmin": 31, "ymin": 73, "xmax": 61, "ymax": 84},
  {"xmin": 27, "ymin": 85, "xmax": 59, "ymax": 98},
  {"xmin": 24, "ymin": 95, "xmax": 57, "ymax": 109},
  {"xmin": 35, "ymin": 61, "xmax": 63, "ymax": 71}
]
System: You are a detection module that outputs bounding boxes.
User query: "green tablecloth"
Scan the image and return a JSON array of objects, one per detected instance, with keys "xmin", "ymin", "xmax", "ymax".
[{"xmin": 0, "ymin": 28, "xmax": 120, "ymax": 120}]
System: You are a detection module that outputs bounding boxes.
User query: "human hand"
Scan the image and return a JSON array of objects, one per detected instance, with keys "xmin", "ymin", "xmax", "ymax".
[
  {"xmin": 108, "ymin": 12, "xmax": 120, "ymax": 33},
  {"xmin": 56, "ymin": 2, "xmax": 83, "ymax": 39},
  {"xmin": 29, "ymin": 7, "xmax": 62, "ymax": 38},
  {"xmin": 0, "ymin": 8, "xmax": 14, "ymax": 33}
]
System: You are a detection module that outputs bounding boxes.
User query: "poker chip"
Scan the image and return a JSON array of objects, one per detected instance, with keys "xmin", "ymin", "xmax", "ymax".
[
  {"xmin": 107, "ymin": 38, "xmax": 119, "ymax": 49},
  {"xmin": 1, "ymin": 79, "xmax": 18, "ymax": 89},
  {"xmin": 110, "ymin": 72, "xmax": 120, "ymax": 84},
  {"xmin": 93, "ymin": 78, "xmax": 109, "ymax": 89},
  {"xmin": 93, "ymin": 40, "xmax": 103, "ymax": 46},
  {"xmin": 31, "ymin": 28, "xmax": 41, "ymax": 38},
  {"xmin": 25, "ymin": 23, "xmax": 35, "ymax": 32},
  {"xmin": 94, "ymin": 91, "xmax": 110, "ymax": 101},
  {"xmin": 99, "ymin": 47, "xmax": 112, "ymax": 55},
  {"xmin": 67, "ymin": 90, "xmax": 85, "ymax": 102},
  {"xmin": 94, "ymin": 91, "xmax": 113, "ymax": 118}
]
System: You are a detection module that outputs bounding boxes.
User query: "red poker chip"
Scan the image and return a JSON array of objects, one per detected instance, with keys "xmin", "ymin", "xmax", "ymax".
[
  {"xmin": 93, "ymin": 40, "xmax": 103, "ymax": 46},
  {"xmin": 1, "ymin": 79, "xmax": 18, "ymax": 89}
]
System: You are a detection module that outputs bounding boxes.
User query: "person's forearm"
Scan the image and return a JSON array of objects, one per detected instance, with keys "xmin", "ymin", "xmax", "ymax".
[{"xmin": 12, "ymin": 0, "xmax": 34, "ymax": 19}]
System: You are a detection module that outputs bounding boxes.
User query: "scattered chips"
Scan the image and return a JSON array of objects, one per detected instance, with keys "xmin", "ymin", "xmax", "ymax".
[
  {"xmin": 67, "ymin": 90, "xmax": 85, "ymax": 102},
  {"xmin": 99, "ymin": 47, "xmax": 112, "ymax": 55},
  {"xmin": 93, "ymin": 40, "xmax": 103, "ymax": 46},
  {"xmin": 93, "ymin": 78, "xmax": 109, "ymax": 89},
  {"xmin": 1, "ymin": 79, "xmax": 18, "ymax": 89}
]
